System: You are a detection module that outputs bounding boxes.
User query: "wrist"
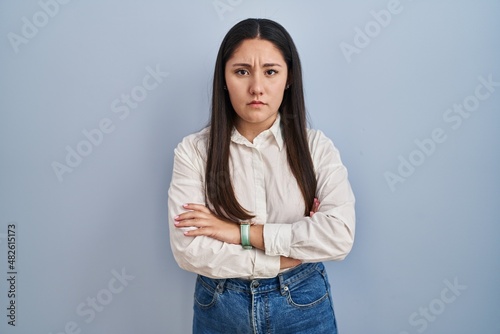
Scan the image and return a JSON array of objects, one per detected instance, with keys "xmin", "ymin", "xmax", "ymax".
[{"xmin": 249, "ymin": 224, "xmax": 265, "ymax": 250}]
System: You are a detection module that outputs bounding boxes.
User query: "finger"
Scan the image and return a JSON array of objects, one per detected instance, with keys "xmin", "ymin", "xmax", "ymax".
[
  {"xmin": 174, "ymin": 216, "xmax": 211, "ymax": 228},
  {"xmin": 183, "ymin": 226, "xmax": 214, "ymax": 237},
  {"xmin": 179, "ymin": 226, "xmax": 198, "ymax": 233},
  {"xmin": 175, "ymin": 220, "xmax": 209, "ymax": 231},
  {"xmin": 175, "ymin": 210, "xmax": 211, "ymax": 222},
  {"xmin": 183, "ymin": 203, "xmax": 211, "ymax": 213},
  {"xmin": 313, "ymin": 198, "xmax": 320, "ymax": 211}
]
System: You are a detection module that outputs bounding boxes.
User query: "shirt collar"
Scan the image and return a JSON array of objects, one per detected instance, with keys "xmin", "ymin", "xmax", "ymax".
[{"xmin": 231, "ymin": 114, "xmax": 284, "ymax": 151}]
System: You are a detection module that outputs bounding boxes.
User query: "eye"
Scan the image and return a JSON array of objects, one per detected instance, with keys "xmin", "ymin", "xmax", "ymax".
[
  {"xmin": 235, "ymin": 69, "xmax": 249, "ymax": 76},
  {"xmin": 266, "ymin": 69, "xmax": 278, "ymax": 76}
]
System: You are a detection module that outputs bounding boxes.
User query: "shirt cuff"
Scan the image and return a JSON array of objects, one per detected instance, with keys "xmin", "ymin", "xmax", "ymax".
[
  {"xmin": 263, "ymin": 224, "xmax": 292, "ymax": 257},
  {"xmin": 252, "ymin": 250, "xmax": 280, "ymax": 278}
]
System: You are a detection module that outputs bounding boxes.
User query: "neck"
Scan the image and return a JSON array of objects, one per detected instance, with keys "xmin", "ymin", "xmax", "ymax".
[
  {"xmin": 235, "ymin": 115, "xmax": 278, "ymax": 143},
  {"xmin": 235, "ymin": 127, "xmax": 262, "ymax": 143}
]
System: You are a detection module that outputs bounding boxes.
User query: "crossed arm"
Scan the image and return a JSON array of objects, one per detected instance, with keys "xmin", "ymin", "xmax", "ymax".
[
  {"xmin": 168, "ymin": 130, "xmax": 354, "ymax": 278},
  {"xmin": 173, "ymin": 198, "xmax": 320, "ymax": 270}
]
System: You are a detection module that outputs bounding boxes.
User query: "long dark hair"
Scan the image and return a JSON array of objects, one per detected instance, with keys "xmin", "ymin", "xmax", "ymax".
[{"xmin": 205, "ymin": 18, "xmax": 317, "ymax": 221}]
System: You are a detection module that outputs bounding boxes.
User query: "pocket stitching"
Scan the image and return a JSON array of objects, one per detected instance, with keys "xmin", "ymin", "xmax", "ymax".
[
  {"xmin": 284, "ymin": 268, "xmax": 330, "ymax": 309},
  {"xmin": 194, "ymin": 277, "xmax": 219, "ymax": 309},
  {"xmin": 286, "ymin": 290, "xmax": 329, "ymax": 309}
]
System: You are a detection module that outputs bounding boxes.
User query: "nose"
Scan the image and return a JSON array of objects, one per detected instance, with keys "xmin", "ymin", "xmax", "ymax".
[{"xmin": 249, "ymin": 73, "xmax": 263, "ymax": 95}]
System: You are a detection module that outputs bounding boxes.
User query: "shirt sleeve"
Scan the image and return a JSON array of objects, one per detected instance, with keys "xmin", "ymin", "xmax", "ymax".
[
  {"xmin": 263, "ymin": 130, "xmax": 356, "ymax": 262},
  {"xmin": 168, "ymin": 133, "xmax": 281, "ymax": 279}
]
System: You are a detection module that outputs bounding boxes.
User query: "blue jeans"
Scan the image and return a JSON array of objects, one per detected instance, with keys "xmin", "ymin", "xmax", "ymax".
[{"xmin": 193, "ymin": 262, "xmax": 337, "ymax": 334}]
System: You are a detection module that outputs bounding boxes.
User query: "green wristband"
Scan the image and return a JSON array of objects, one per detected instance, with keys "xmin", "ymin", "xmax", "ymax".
[{"xmin": 240, "ymin": 224, "xmax": 252, "ymax": 249}]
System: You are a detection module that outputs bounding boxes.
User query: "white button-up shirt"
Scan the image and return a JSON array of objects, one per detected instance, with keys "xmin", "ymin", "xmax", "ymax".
[{"xmin": 168, "ymin": 115, "xmax": 355, "ymax": 279}]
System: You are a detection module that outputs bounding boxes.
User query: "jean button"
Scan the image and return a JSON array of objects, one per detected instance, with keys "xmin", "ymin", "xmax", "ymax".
[{"xmin": 251, "ymin": 280, "xmax": 259, "ymax": 288}]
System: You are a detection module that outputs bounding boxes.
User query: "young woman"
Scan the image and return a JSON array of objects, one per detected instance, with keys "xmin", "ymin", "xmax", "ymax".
[{"xmin": 168, "ymin": 18, "xmax": 355, "ymax": 333}]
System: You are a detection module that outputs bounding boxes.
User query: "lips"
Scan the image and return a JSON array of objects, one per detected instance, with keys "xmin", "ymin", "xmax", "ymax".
[{"xmin": 248, "ymin": 100, "xmax": 266, "ymax": 105}]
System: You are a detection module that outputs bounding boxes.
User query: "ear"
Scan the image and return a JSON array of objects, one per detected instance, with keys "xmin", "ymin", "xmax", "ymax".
[{"xmin": 286, "ymin": 70, "xmax": 293, "ymax": 88}]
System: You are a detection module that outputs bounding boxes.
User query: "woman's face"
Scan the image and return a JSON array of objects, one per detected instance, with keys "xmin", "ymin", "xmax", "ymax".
[{"xmin": 225, "ymin": 38, "xmax": 288, "ymax": 140}]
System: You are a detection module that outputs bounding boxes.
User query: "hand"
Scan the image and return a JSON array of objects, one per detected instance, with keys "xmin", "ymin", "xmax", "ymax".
[
  {"xmin": 174, "ymin": 203, "xmax": 241, "ymax": 244},
  {"xmin": 280, "ymin": 256, "xmax": 302, "ymax": 270},
  {"xmin": 309, "ymin": 197, "xmax": 320, "ymax": 217}
]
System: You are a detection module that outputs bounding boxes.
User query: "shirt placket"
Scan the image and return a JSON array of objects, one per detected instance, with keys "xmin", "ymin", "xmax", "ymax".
[{"xmin": 251, "ymin": 145, "xmax": 267, "ymax": 225}]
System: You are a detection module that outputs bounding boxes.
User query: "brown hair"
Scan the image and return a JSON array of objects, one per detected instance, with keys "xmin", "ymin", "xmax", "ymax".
[{"xmin": 205, "ymin": 18, "xmax": 317, "ymax": 221}]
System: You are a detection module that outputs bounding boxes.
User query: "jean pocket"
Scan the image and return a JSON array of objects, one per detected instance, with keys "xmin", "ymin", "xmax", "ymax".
[
  {"xmin": 194, "ymin": 276, "xmax": 218, "ymax": 309},
  {"xmin": 285, "ymin": 269, "xmax": 330, "ymax": 309}
]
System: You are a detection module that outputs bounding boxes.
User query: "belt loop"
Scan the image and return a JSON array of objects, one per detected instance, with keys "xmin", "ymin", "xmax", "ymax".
[
  {"xmin": 216, "ymin": 279, "xmax": 226, "ymax": 294},
  {"xmin": 278, "ymin": 273, "xmax": 288, "ymax": 296}
]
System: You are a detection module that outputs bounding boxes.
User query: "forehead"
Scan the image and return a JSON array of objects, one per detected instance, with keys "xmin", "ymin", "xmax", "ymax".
[{"xmin": 228, "ymin": 39, "xmax": 285, "ymax": 63}]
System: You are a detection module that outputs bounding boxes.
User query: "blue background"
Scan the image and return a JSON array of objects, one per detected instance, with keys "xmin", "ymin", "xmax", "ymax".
[{"xmin": 1, "ymin": 1, "xmax": 499, "ymax": 333}]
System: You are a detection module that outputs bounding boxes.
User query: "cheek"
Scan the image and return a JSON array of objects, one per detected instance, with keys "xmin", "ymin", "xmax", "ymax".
[
  {"xmin": 227, "ymin": 89, "xmax": 244, "ymax": 107},
  {"xmin": 227, "ymin": 81, "xmax": 248, "ymax": 101},
  {"xmin": 227, "ymin": 91, "xmax": 247, "ymax": 115},
  {"xmin": 270, "ymin": 88, "xmax": 286, "ymax": 106}
]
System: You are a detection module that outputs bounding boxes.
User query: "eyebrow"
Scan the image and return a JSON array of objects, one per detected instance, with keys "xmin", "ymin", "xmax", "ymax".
[{"xmin": 231, "ymin": 63, "xmax": 282, "ymax": 68}]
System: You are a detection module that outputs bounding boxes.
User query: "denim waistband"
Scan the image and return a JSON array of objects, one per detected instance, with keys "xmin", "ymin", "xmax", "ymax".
[{"xmin": 198, "ymin": 262, "xmax": 325, "ymax": 295}]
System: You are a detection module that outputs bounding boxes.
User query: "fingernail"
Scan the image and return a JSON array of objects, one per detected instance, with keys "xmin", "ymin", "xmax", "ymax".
[{"xmin": 182, "ymin": 203, "xmax": 189, "ymax": 208}]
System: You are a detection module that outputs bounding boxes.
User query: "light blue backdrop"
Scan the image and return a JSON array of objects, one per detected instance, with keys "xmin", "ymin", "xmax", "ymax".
[{"xmin": 1, "ymin": 1, "xmax": 499, "ymax": 333}]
